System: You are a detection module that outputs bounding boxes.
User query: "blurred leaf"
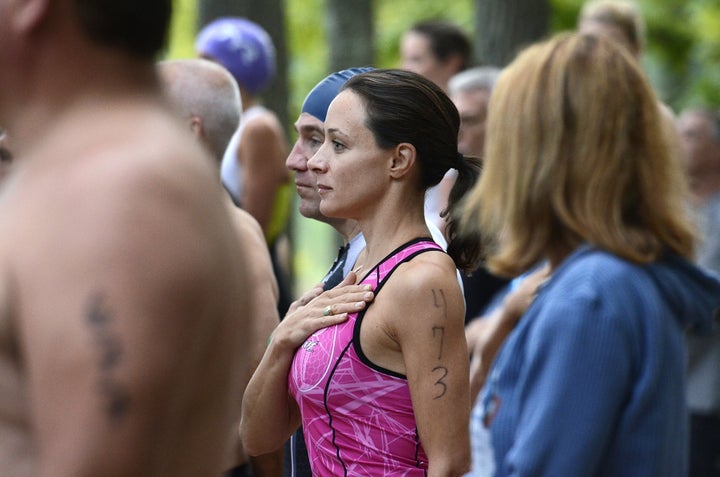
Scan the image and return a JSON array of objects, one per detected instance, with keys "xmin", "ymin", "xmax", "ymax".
[{"xmin": 167, "ymin": 0, "xmax": 198, "ymax": 60}]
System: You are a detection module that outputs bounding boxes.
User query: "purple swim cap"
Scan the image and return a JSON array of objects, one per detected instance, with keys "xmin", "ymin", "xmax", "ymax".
[
  {"xmin": 196, "ymin": 17, "xmax": 276, "ymax": 95},
  {"xmin": 301, "ymin": 67, "xmax": 375, "ymax": 122}
]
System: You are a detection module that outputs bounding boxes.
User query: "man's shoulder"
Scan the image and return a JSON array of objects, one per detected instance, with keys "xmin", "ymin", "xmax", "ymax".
[
  {"xmin": 21, "ymin": 104, "xmax": 215, "ymax": 196},
  {"xmin": 4, "ymin": 113, "xmax": 231, "ymax": 269},
  {"xmin": 229, "ymin": 205, "xmax": 275, "ymax": 274},
  {"xmin": 241, "ymin": 107, "xmax": 285, "ymax": 139},
  {"xmin": 81, "ymin": 113, "xmax": 218, "ymax": 208},
  {"xmin": 86, "ymin": 110, "xmax": 214, "ymax": 187}
]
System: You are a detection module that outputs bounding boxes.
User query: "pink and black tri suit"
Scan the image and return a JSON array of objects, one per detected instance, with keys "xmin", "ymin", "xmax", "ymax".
[{"xmin": 288, "ymin": 238, "xmax": 444, "ymax": 476}]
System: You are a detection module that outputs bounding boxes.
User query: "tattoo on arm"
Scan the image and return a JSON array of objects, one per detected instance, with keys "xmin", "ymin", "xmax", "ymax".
[
  {"xmin": 87, "ymin": 293, "xmax": 132, "ymax": 423},
  {"xmin": 432, "ymin": 326, "xmax": 445, "ymax": 360},
  {"xmin": 431, "ymin": 289, "xmax": 447, "ymax": 319},
  {"xmin": 432, "ymin": 366, "xmax": 448, "ymax": 399},
  {"xmin": 429, "ymin": 289, "xmax": 450, "ymax": 398}
]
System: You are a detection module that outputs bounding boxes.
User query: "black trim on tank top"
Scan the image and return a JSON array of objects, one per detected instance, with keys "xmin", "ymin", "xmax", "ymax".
[
  {"xmin": 323, "ymin": 341, "xmax": 353, "ymax": 476},
  {"xmin": 355, "ymin": 236, "xmax": 436, "ymax": 283},
  {"xmin": 352, "ymin": 237, "xmax": 446, "ymax": 379},
  {"xmin": 414, "ymin": 426, "xmax": 427, "ymax": 473}
]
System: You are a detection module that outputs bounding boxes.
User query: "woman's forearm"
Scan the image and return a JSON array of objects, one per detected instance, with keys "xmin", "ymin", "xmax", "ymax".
[{"xmin": 240, "ymin": 340, "xmax": 299, "ymax": 456}]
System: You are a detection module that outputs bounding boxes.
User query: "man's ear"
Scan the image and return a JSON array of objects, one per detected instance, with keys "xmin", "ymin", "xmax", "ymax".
[
  {"xmin": 189, "ymin": 115, "xmax": 204, "ymax": 141},
  {"xmin": 12, "ymin": 0, "xmax": 49, "ymax": 34},
  {"xmin": 389, "ymin": 143, "xmax": 416, "ymax": 179}
]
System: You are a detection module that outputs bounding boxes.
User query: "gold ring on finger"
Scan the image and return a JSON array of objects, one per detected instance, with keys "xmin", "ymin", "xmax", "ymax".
[{"xmin": 323, "ymin": 305, "xmax": 333, "ymax": 317}]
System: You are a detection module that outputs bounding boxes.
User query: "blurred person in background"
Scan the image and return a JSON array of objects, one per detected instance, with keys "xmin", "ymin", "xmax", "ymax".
[
  {"xmin": 196, "ymin": 17, "xmax": 293, "ymax": 317},
  {"xmin": 401, "ymin": 19, "xmax": 473, "ymax": 238},
  {"xmin": 401, "ymin": 19, "xmax": 472, "ymax": 94},
  {"xmin": 577, "ymin": 0, "xmax": 680, "ymax": 146},
  {"xmin": 449, "ymin": 67, "xmax": 500, "ymax": 162},
  {"xmin": 447, "ymin": 67, "xmax": 509, "ymax": 323},
  {"xmin": 578, "ymin": 0, "xmax": 644, "ymax": 58},
  {"xmin": 158, "ymin": 58, "xmax": 282, "ymax": 477},
  {"xmin": 678, "ymin": 107, "xmax": 720, "ymax": 477}
]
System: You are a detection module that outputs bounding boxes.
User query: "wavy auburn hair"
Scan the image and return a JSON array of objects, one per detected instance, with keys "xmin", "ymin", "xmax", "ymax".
[{"xmin": 461, "ymin": 32, "xmax": 694, "ymax": 277}]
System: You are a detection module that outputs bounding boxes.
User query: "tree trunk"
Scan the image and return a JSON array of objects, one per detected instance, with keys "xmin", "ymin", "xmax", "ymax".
[
  {"xmin": 474, "ymin": 0, "xmax": 550, "ymax": 67},
  {"xmin": 326, "ymin": 0, "xmax": 375, "ymax": 72},
  {"xmin": 198, "ymin": 0, "xmax": 290, "ymax": 135}
]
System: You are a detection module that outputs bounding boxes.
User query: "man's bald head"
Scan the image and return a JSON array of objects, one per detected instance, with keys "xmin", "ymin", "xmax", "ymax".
[{"xmin": 158, "ymin": 58, "xmax": 241, "ymax": 162}]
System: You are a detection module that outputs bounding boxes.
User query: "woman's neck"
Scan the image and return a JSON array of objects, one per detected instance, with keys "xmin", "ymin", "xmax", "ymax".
[{"xmin": 354, "ymin": 216, "xmax": 430, "ymax": 275}]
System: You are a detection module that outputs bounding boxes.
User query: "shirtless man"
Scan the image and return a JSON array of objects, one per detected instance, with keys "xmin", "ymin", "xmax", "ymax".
[
  {"xmin": 0, "ymin": 2, "xmax": 251, "ymax": 476},
  {"xmin": 158, "ymin": 58, "xmax": 281, "ymax": 476}
]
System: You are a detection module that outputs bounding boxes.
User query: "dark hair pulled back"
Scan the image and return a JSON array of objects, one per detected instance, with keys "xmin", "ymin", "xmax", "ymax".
[{"xmin": 342, "ymin": 69, "xmax": 482, "ymax": 272}]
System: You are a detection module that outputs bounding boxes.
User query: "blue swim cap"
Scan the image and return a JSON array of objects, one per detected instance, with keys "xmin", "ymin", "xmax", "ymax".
[
  {"xmin": 301, "ymin": 67, "xmax": 375, "ymax": 122},
  {"xmin": 196, "ymin": 17, "xmax": 276, "ymax": 95}
]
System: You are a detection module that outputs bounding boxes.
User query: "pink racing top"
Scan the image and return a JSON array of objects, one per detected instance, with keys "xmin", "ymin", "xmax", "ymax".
[{"xmin": 288, "ymin": 238, "xmax": 444, "ymax": 476}]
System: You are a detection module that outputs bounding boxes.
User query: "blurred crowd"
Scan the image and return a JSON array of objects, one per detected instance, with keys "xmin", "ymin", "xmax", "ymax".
[{"xmin": 0, "ymin": 1, "xmax": 718, "ymax": 477}]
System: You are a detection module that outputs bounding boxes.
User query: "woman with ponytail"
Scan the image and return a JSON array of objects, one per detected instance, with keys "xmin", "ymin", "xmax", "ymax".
[{"xmin": 242, "ymin": 69, "xmax": 480, "ymax": 476}]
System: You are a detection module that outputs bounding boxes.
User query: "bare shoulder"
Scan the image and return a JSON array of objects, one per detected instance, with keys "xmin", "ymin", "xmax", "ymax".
[
  {"xmin": 241, "ymin": 109, "xmax": 286, "ymax": 143},
  {"xmin": 393, "ymin": 251, "xmax": 460, "ymax": 294},
  {"xmin": 237, "ymin": 109, "xmax": 288, "ymax": 179},
  {"xmin": 230, "ymin": 206, "xmax": 266, "ymax": 245},
  {"xmin": 228, "ymin": 204, "xmax": 278, "ymax": 293},
  {"xmin": 6, "ymin": 105, "xmax": 246, "ymax": 329},
  {"xmin": 25, "ymin": 103, "xmax": 220, "ymax": 206},
  {"xmin": 381, "ymin": 251, "xmax": 464, "ymax": 329},
  {"xmin": 244, "ymin": 109, "xmax": 284, "ymax": 133}
]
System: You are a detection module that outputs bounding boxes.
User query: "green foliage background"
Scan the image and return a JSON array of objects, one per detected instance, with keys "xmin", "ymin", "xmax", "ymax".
[
  {"xmin": 553, "ymin": 0, "xmax": 720, "ymax": 108},
  {"xmin": 168, "ymin": 0, "xmax": 475, "ymax": 123},
  {"xmin": 166, "ymin": 0, "xmax": 720, "ymax": 293},
  {"xmin": 169, "ymin": 0, "xmax": 720, "ymax": 120}
]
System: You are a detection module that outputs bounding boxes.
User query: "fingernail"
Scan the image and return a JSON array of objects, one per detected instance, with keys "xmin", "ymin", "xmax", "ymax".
[
  {"xmin": 355, "ymin": 301, "xmax": 365, "ymax": 309},
  {"xmin": 364, "ymin": 292, "xmax": 373, "ymax": 300}
]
